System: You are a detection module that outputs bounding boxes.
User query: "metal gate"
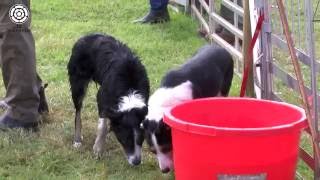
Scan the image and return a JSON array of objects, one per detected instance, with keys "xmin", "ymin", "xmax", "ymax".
[
  {"xmin": 189, "ymin": 0, "xmax": 320, "ymax": 178},
  {"xmin": 260, "ymin": 0, "xmax": 320, "ymax": 178},
  {"xmin": 190, "ymin": 0, "xmax": 244, "ymax": 74}
]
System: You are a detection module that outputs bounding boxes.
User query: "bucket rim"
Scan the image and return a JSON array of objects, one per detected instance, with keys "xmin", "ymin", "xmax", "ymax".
[{"xmin": 164, "ymin": 97, "xmax": 307, "ymax": 136}]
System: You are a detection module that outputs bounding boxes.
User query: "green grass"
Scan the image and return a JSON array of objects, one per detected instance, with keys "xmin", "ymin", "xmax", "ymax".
[{"xmin": 0, "ymin": 0, "xmax": 241, "ymax": 179}]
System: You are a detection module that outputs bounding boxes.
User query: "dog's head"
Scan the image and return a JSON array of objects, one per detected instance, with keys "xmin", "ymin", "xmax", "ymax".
[
  {"xmin": 142, "ymin": 117, "xmax": 173, "ymax": 173},
  {"xmin": 109, "ymin": 92, "xmax": 148, "ymax": 166},
  {"xmin": 142, "ymin": 81, "xmax": 193, "ymax": 173}
]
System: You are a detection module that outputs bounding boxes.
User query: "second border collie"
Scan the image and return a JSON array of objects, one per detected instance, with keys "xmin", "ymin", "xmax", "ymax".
[
  {"xmin": 143, "ymin": 45, "xmax": 234, "ymax": 173},
  {"xmin": 68, "ymin": 34, "xmax": 150, "ymax": 166}
]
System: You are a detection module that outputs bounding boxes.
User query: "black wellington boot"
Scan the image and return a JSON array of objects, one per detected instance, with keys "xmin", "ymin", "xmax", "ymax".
[{"xmin": 134, "ymin": 8, "xmax": 170, "ymax": 24}]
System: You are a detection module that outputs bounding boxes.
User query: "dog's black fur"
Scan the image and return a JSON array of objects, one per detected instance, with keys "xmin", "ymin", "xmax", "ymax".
[
  {"xmin": 162, "ymin": 45, "xmax": 234, "ymax": 97},
  {"xmin": 68, "ymin": 33, "xmax": 149, "ymax": 165},
  {"xmin": 143, "ymin": 45, "xmax": 234, "ymax": 173}
]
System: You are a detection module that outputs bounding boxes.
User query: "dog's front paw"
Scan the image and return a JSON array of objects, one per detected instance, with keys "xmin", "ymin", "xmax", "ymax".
[
  {"xmin": 93, "ymin": 142, "xmax": 105, "ymax": 158},
  {"xmin": 0, "ymin": 100, "xmax": 9, "ymax": 109},
  {"xmin": 73, "ymin": 141, "xmax": 82, "ymax": 148}
]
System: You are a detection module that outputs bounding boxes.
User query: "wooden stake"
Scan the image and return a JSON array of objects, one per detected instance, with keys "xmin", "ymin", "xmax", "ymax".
[{"xmin": 242, "ymin": 0, "xmax": 255, "ymax": 97}]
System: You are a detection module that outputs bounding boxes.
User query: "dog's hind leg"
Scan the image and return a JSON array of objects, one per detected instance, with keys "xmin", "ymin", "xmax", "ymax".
[
  {"xmin": 69, "ymin": 75, "xmax": 90, "ymax": 148},
  {"xmin": 220, "ymin": 63, "xmax": 234, "ymax": 97}
]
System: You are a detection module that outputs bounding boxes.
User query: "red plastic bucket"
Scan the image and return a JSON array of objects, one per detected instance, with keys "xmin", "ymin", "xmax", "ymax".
[{"xmin": 164, "ymin": 98, "xmax": 307, "ymax": 180}]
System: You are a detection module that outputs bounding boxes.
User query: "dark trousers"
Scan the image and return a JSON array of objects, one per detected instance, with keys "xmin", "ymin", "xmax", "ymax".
[
  {"xmin": 0, "ymin": 0, "xmax": 40, "ymax": 123},
  {"xmin": 150, "ymin": 0, "xmax": 169, "ymax": 10}
]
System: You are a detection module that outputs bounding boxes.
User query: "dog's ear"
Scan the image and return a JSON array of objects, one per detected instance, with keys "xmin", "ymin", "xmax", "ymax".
[
  {"xmin": 141, "ymin": 120, "xmax": 149, "ymax": 130},
  {"xmin": 159, "ymin": 120, "xmax": 171, "ymax": 131},
  {"xmin": 105, "ymin": 108, "xmax": 123, "ymax": 120},
  {"xmin": 137, "ymin": 106, "xmax": 148, "ymax": 118},
  {"xmin": 123, "ymin": 112, "xmax": 142, "ymax": 127}
]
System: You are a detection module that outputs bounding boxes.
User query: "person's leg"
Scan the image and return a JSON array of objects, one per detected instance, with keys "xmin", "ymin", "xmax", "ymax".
[
  {"xmin": 0, "ymin": 0, "xmax": 41, "ymax": 129},
  {"xmin": 150, "ymin": 0, "xmax": 169, "ymax": 10},
  {"xmin": 134, "ymin": 0, "xmax": 170, "ymax": 24}
]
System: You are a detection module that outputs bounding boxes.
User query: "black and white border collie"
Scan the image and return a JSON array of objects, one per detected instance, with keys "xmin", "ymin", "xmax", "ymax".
[
  {"xmin": 143, "ymin": 45, "xmax": 234, "ymax": 173},
  {"xmin": 68, "ymin": 34, "xmax": 150, "ymax": 166}
]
